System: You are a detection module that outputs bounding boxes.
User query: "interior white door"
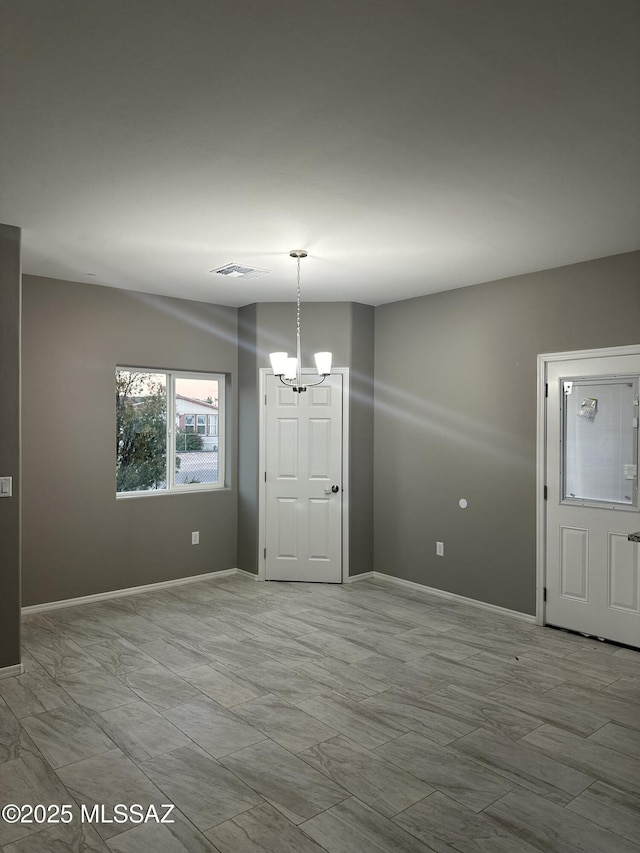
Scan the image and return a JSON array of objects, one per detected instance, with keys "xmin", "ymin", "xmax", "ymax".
[
  {"xmin": 546, "ymin": 354, "xmax": 640, "ymax": 647},
  {"xmin": 265, "ymin": 373, "xmax": 343, "ymax": 582}
]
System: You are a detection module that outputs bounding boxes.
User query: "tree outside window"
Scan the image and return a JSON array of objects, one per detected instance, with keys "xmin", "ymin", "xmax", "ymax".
[{"xmin": 116, "ymin": 371, "xmax": 167, "ymax": 492}]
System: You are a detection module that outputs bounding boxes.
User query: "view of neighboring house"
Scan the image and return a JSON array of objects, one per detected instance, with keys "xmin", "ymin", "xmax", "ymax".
[{"xmin": 175, "ymin": 394, "xmax": 219, "ymax": 451}]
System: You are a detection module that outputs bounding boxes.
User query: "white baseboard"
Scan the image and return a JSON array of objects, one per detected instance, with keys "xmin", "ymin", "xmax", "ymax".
[
  {"xmin": 22, "ymin": 568, "xmax": 242, "ymax": 615},
  {"xmin": 368, "ymin": 572, "xmax": 537, "ymax": 624},
  {"xmin": 235, "ymin": 568, "xmax": 260, "ymax": 581},
  {"xmin": 20, "ymin": 566, "xmax": 535, "ymax": 625},
  {"xmin": 0, "ymin": 663, "xmax": 24, "ymax": 680},
  {"xmin": 346, "ymin": 572, "xmax": 375, "ymax": 583}
]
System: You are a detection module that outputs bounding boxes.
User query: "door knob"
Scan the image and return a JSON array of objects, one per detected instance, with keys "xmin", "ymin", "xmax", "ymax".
[{"xmin": 324, "ymin": 485, "xmax": 340, "ymax": 494}]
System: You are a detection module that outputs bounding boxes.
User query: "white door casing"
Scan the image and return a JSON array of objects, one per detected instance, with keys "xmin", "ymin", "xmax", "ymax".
[
  {"xmin": 540, "ymin": 348, "xmax": 640, "ymax": 648},
  {"xmin": 260, "ymin": 370, "xmax": 347, "ymax": 582}
]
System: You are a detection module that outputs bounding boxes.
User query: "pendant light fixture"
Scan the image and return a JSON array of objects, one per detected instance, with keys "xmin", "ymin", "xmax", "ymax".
[{"xmin": 269, "ymin": 250, "xmax": 332, "ymax": 393}]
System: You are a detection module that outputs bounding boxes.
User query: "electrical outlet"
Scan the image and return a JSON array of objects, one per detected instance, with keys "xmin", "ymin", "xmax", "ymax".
[
  {"xmin": 436, "ymin": 541, "xmax": 444, "ymax": 556},
  {"xmin": 191, "ymin": 531, "xmax": 200, "ymax": 545}
]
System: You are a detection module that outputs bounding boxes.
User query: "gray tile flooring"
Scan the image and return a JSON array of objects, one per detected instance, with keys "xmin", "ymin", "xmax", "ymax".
[{"xmin": 1, "ymin": 576, "xmax": 639, "ymax": 851}]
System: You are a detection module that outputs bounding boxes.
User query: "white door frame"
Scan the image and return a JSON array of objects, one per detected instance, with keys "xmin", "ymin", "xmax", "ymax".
[
  {"xmin": 258, "ymin": 367, "xmax": 350, "ymax": 583},
  {"xmin": 536, "ymin": 343, "xmax": 640, "ymax": 627}
]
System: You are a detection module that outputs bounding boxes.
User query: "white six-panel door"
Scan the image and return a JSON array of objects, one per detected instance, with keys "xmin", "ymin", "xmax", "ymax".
[
  {"xmin": 546, "ymin": 353, "xmax": 640, "ymax": 647},
  {"xmin": 264, "ymin": 373, "xmax": 343, "ymax": 582}
]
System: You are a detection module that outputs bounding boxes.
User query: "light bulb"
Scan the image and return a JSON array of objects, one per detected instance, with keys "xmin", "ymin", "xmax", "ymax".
[
  {"xmin": 314, "ymin": 352, "xmax": 332, "ymax": 376},
  {"xmin": 269, "ymin": 352, "xmax": 288, "ymax": 376},
  {"xmin": 284, "ymin": 357, "xmax": 298, "ymax": 380}
]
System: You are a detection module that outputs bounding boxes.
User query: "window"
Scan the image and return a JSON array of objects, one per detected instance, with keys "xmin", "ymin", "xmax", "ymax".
[
  {"xmin": 562, "ymin": 376, "xmax": 638, "ymax": 507},
  {"xmin": 116, "ymin": 368, "xmax": 225, "ymax": 495}
]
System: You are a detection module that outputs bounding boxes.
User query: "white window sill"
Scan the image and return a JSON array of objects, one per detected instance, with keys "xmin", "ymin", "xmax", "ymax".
[{"xmin": 116, "ymin": 486, "xmax": 230, "ymax": 500}]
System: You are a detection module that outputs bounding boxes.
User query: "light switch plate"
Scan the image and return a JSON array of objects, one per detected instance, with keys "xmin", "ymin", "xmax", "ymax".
[{"xmin": 0, "ymin": 477, "xmax": 12, "ymax": 497}]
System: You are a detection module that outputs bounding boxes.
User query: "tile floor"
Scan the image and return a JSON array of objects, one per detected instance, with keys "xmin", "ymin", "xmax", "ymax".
[{"xmin": 1, "ymin": 575, "xmax": 639, "ymax": 852}]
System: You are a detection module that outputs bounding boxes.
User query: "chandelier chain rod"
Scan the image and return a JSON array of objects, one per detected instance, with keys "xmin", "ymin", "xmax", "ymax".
[{"xmin": 268, "ymin": 249, "xmax": 330, "ymax": 392}]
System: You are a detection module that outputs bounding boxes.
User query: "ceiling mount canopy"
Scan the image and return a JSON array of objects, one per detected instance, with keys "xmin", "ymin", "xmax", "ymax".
[{"xmin": 269, "ymin": 250, "xmax": 332, "ymax": 393}]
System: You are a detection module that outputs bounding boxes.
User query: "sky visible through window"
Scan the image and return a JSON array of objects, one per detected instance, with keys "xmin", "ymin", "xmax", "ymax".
[{"xmin": 175, "ymin": 377, "xmax": 218, "ymax": 402}]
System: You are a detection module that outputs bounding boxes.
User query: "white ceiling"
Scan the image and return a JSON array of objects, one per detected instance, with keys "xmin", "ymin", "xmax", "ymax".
[{"xmin": 1, "ymin": 0, "xmax": 638, "ymax": 306}]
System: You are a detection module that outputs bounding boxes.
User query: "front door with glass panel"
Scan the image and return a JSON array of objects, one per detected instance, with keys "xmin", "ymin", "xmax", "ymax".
[
  {"xmin": 546, "ymin": 354, "xmax": 640, "ymax": 647},
  {"xmin": 265, "ymin": 373, "xmax": 343, "ymax": 582}
]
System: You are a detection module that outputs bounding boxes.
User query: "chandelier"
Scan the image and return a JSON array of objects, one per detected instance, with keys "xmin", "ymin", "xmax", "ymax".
[{"xmin": 269, "ymin": 250, "xmax": 332, "ymax": 393}]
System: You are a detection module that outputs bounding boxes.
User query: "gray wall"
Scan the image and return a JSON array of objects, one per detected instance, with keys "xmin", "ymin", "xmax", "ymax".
[
  {"xmin": 22, "ymin": 276, "xmax": 238, "ymax": 606},
  {"xmin": 237, "ymin": 302, "xmax": 375, "ymax": 577},
  {"xmin": 19, "ymin": 251, "xmax": 638, "ymax": 616},
  {"xmin": 237, "ymin": 304, "xmax": 259, "ymax": 574},
  {"xmin": 349, "ymin": 303, "xmax": 375, "ymax": 578},
  {"xmin": 374, "ymin": 251, "xmax": 640, "ymax": 615},
  {"xmin": 0, "ymin": 225, "xmax": 21, "ymax": 668},
  {"xmin": 255, "ymin": 303, "xmax": 353, "ymax": 367}
]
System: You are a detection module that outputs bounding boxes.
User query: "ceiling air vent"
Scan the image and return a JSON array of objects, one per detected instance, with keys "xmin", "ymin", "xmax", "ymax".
[{"xmin": 211, "ymin": 263, "xmax": 271, "ymax": 279}]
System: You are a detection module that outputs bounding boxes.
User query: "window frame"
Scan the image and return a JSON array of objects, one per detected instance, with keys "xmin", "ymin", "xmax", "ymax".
[{"xmin": 116, "ymin": 367, "xmax": 226, "ymax": 498}]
